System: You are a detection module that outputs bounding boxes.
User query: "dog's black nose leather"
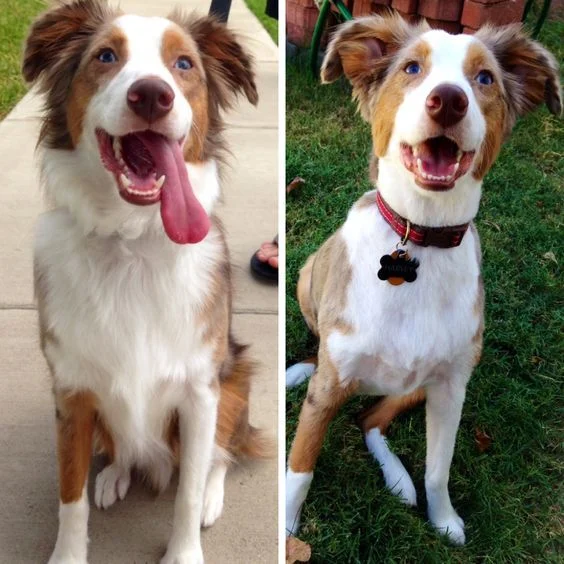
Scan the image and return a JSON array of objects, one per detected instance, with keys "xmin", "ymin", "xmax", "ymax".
[
  {"xmin": 426, "ymin": 84, "xmax": 468, "ymax": 128},
  {"xmin": 127, "ymin": 78, "xmax": 175, "ymax": 123}
]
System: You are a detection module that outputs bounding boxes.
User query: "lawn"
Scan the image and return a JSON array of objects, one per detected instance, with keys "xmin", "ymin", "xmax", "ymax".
[
  {"xmin": 0, "ymin": 0, "xmax": 45, "ymax": 120},
  {"xmin": 286, "ymin": 17, "xmax": 564, "ymax": 564},
  {"xmin": 244, "ymin": 0, "xmax": 278, "ymax": 43}
]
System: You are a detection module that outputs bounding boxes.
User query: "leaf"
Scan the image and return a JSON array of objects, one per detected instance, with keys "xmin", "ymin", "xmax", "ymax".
[
  {"xmin": 542, "ymin": 251, "xmax": 557, "ymax": 264},
  {"xmin": 475, "ymin": 428, "xmax": 492, "ymax": 453},
  {"xmin": 286, "ymin": 536, "xmax": 311, "ymax": 564},
  {"xmin": 287, "ymin": 177, "xmax": 305, "ymax": 194}
]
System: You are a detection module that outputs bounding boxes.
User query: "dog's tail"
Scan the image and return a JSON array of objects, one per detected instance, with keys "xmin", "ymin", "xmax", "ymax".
[
  {"xmin": 217, "ymin": 339, "xmax": 275, "ymax": 459},
  {"xmin": 286, "ymin": 356, "xmax": 317, "ymax": 388}
]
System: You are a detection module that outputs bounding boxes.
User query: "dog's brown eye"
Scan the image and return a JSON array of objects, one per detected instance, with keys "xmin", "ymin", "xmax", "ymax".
[{"xmin": 476, "ymin": 70, "xmax": 494, "ymax": 85}]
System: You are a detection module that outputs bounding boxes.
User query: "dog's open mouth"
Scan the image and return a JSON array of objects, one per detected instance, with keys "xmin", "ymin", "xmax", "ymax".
[
  {"xmin": 400, "ymin": 137, "xmax": 475, "ymax": 191},
  {"xmin": 96, "ymin": 129, "xmax": 210, "ymax": 244}
]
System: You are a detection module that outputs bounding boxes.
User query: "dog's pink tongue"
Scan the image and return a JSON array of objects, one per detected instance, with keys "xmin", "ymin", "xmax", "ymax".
[{"xmin": 141, "ymin": 132, "xmax": 210, "ymax": 244}]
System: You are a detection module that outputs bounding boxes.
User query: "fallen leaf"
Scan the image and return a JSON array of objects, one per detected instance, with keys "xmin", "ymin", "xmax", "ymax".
[
  {"xmin": 287, "ymin": 177, "xmax": 305, "ymax": 194},
  {"xmin": 542, "ymin": 251, "xmax": 557, "ymax": 264},
  {"xmin": 286, "ymin": 536, "xmax": 311, "ymax": 564},
  {"xmin": 475, "ymin": 428, "xmax": 492, "ymax": 453}
]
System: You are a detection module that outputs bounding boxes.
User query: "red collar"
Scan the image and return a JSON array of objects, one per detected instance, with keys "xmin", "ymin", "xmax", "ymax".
[{"xmin": 375, "ymin": 191, "xmax": 469, "ymax": 248}]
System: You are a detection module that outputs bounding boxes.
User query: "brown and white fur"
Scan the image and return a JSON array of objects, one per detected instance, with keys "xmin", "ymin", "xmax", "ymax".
[
  {"xmin": 23, "ymin": 1, "xmax": 268, "ymax": 563},
  {"xmin": 286, "ymin": 14, "xmax": 561, "ymax": 545}
]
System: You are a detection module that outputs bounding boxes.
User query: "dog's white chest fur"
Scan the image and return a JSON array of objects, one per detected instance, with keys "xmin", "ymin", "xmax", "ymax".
[
  {"xmin": 327, "ymin": 194, "xmax": 480, "ymax": 396},
  {"xmin": 36, "ymin": 208, "xmax": 221, "ymax": 466}
]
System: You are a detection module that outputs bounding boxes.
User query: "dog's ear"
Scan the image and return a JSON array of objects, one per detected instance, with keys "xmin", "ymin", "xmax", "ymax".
[
  {"xmin": 475, "ymin": 24, "xmax": 561, "ymax": 122},
  {"xmin": 321, "ymin": 14, "xmax": 428, "ymax": 117},
  {"xmin": 22, "ymin": 0, "xmax": 112, "ymax": 84},
  {"xmin": 174, "ymin": 13, "xmax": 258, "ymax": 110}
]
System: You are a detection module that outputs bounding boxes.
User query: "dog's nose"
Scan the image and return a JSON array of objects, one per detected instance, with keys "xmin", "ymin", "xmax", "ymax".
[
  {"xmin": 425, "ymin": 84, "xmax": 468, "ymax": 128},
  {"xmin": 127, "ymin": 78, "xmax": 175, "ymax": 123}
]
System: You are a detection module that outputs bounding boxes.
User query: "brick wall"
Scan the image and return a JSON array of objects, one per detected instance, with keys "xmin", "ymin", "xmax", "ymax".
[{"xmin": 287, "ymin": 0, "xmax": 527, "ymax": 47}]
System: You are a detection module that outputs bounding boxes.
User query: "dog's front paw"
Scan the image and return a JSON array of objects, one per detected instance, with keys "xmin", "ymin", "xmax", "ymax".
[
  {"xmin": 160, "ymin": 545, "xmax": 204, "ymax": 564},
  {"xmin": 430, "ymin": 512, "xmax": 465, "ymax": 545},
  {"xmin": 95, "ymin": 464, "xmax": 131, "ymax": 510},
  {"xmin": 201, "ymin": 478, "xmax": 224, "ymax": 527},
  {"xmin": 48, "ymin": 551, "xmax": 87, "ymax": 564}
]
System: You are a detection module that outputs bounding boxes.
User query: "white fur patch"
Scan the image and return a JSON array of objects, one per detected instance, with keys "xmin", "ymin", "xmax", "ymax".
[
  {"xmin": 285, "ymin": 470, "xmax": 313, "ymax": 536},
  {"xmin": 365, "ymin": 428, "xmax": 417, "ymax": 506},
  {"xmin": 286, "ymin": 362, "xmax": 316, "ymax": 388},
  {"xmin": 48, "ymin": 488, "xmax": 89, "ymax": 564}
]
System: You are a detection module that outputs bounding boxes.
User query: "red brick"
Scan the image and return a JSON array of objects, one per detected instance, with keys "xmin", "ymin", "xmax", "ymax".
[
  {"xmin": 392, "ymin": 0, "xmax": 418, "ymax": 13},
  {"xmin": 418, "ymin": 0, "xmax": 464, "ymax": 21},
  {"xmin": 461, "ymin": 0, "xmax": 526, "ymax": 28},
  {"xmin": 426, "ymin": 18, "xmax": 462, "ymax": 33},
  {"xmin": 286, "ymin": 23, "xmax": 307, "ymax": 46},
  {"xmin": 287, "ymin": 1, "xmax": 298, "ymax": 23},
  {"xmin": 463, "ymin": 26, "xmax": 477, "ymax": 34},
  {"xmin": 293, "ymin": 0, "xmax": 317, "ymax": 6},
  {"xmin": 470, "ymin": 0, "xmax": 506, "ymax": 4},
  {"xmin": 399, "ymin": 11, "xmax": 422, "ymax": 23}
]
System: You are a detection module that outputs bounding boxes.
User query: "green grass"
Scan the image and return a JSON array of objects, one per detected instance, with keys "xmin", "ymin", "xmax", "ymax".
[
  {"xmin": 0, "ymin": 0, "xmax": 45, "ymax": 120},
  {"xmin": 286, "ymin": 18, "xmax": 564, "ymax": 563},
  {"xmin": 244, "ymin": 0, "xmax": 278, "ymax": 43}
]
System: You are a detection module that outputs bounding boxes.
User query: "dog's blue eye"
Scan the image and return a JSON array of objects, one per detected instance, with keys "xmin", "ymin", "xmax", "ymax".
[
  {"xmin": 97, "ymin": 49, "xmax": 117, "ymax": 64},
  {"xmin": 405, "ymin": 62, "xmax": 421, "ymax": 75},
  {"xmin": 175, "ymin": 57, "xmax": 192, "ymax": 71},
  {"xmin": 476, "ymin": 70, "xmax": 494, "ymax": 85}
]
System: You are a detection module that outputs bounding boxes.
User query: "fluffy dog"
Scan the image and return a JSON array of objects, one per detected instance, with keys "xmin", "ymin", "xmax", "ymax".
[
  {"xmin": 286, "ymin": 13, "xmax": 560, "ymax": 546},
  {"xmin": 23, "ymin": 1, "xmax": 267, "ymax": 562}
]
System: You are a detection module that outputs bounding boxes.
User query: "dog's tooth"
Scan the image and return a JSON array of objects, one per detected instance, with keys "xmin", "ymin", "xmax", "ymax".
[
  {"xmin": 120, "ymin": 173, "xmax": 132, "ymax": 188},
  {"xmin": 417, "ymin": 158, "xmax": 423, "ymax": 173},
  {"xmin": 453, "ymin": 162, "xmax": 460, "ymax": 174},
  {"xmin": 154, "ymin": 175, "xmax": 166, "ymax": 190},
  {"xmin": 456, "ymin": 149, "xmax": 462, "ymax": 162},
  {"xmin": 113, "ymin": 137, "xmax": 122, "ymax": 159},
  {"xmin": 413, "ymin": 146, "xmax": 419, "ymax": 157}
]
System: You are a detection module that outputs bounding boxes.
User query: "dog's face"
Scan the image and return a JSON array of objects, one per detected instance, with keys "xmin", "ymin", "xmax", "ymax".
[
  {"xmin": 23, "ymin": 0, "xmax": 257, "ymax": 243},
  {"xmin": 322, "ymin": 15, "xmax": 561, "ymax": 194}
]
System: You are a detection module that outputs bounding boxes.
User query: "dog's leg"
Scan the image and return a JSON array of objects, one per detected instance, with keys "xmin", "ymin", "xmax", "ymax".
[
  {"xmin": 49, "ymin": 391, "xmax": 96, "ymax": 564},
  {"xmin": 161, "ymin": 379, "xmax": 219, "ymax": 564},
  {"xmin": 286, "ymin": 358, "xmax": 354, "ymax": 536},
  {"xmin": 360, "ymin": 389, "xmax": 425, "ymax": 505},
  {"xmin": 425, "ymin": 377, "xmax": 467, "ymax": 545}
]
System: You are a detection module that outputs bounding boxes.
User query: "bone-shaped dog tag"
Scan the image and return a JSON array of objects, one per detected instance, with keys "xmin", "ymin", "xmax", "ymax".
[{"xmin": 378, "ymin": 250, "xmax": 419, "ymax": 285}]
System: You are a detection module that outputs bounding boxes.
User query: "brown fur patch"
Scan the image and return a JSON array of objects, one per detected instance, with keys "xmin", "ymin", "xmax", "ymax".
[
  {"xmin": 472, "ymin": 274, "xmax": 485, "ymax": 365},
  {"xmin": 321, "ymin": 14, "xmax": 429, "ymax": 122},
  {"xmin": 169, "ymin": 12, "xmax": 258, "ymax": 164},
  {"xmin": 475, "ymin": 24, "xmax": 562, "ymax": 126},
  {"xmin": 288, "ymin": 348, "xmax": 358, "ymax": 473},
  {"xmin": 312, "ymin": 231, "xmax": 354, "ymax": 336},
  {"xmin": 22, "ymin": 0, "xmax": 118, "ymax": 149},
  {"xmin": 55, "ymin": 390, "xmax": 97, "ymax": 503},
  {"xmin": 161, "ymin": 26, "xmax": 210, "ymax": 162},
  {"xmin": 353, "ymin": 190, "xmax": 377, "ymax": 211},
  {"xmin": 197, "ymin": 218, "xmax": 232, "ymax": 366},
  {"xmin": 372, "ymin": 38, "xmax": 431, "ymax": 157},
  {"xmin": 463, "ymin": 42, "xmax": 507, "ymax": 179},
  {"xmin": 358, "ymin": 388, "xmax": 426, "ymax": 435},
  {"xmin": 67, "ymin": 24, "xmax": 128, "ymax": 145}
]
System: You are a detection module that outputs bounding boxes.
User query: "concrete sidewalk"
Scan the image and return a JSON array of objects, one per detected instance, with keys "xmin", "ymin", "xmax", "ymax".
[{"xmin": 0, "ymin": 1, "xmax": 278, "ymax": 563}]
